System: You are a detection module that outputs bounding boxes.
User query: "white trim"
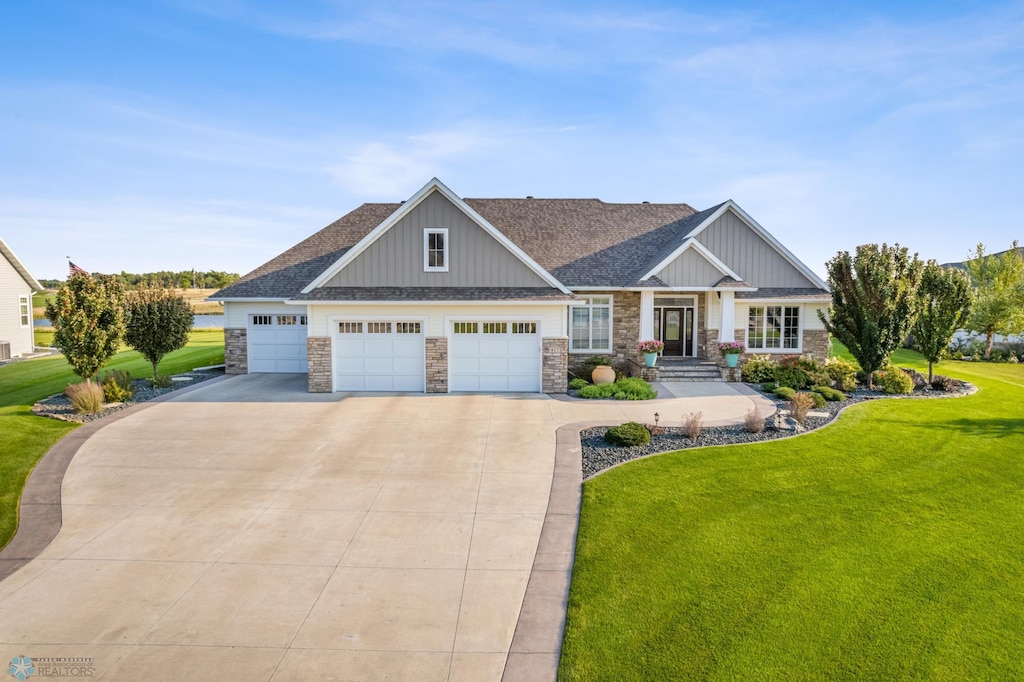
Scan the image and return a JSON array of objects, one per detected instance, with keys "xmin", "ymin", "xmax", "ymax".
[
  {"xmin": 18, "ymin": 294, "xmax": 31, "ymax": 328},
  {"xmin": 292, "ymin": 299, "xmax": 572, "ymax": 307},
  {"xmin": 736, "ymin": 297, "xmax": 830, "ymax": 304},
  {"xmin": 328, "ymin": 314, "xmax": 429, "ymax": 393},
  {"xmin": 685, "ymin": 201, "xmax": 830, "ymax": 290},
  {"xmin": 744, "ymin": 303, "xmax": 803, "ymax": 353},
  {"xmin": 444, "ymin": 314, "xmax": 545, "ymax": 393},
  {"xmin": 568, "ymin": 294, "xmax": 613, "ymax": 354},
  {"xmin": 301, "ymin": 177, "xmax": 572, "ymax": 294},
  {"xmin": 719, "ymin": 290, "xmax": 735, "ymax": 343},
  {"xmin": 213, "ymin": 297, "xmax": 290, "ymax": 303},
  {"xmin": 641, "ymin": 236, "xmax": 743, "ymax": 283},
  {"xmin": 639, "ymin": 290, "xmax": 655, "ymax": 340},
  {"xmin": 0, "ymin": 236, "xmax": 43, "ymax": 291},
  {"xmin": 570, "ymin": 286, "xmax": 758, "ymax": 292},
  {"xmin": 423, "ymin": 227, "xmax": 449, "ymax": 272}
]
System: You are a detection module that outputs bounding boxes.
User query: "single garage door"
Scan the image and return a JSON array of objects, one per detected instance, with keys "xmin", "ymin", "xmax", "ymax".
[
  {"xmin": 334, "ymin": 320, "xmax": 425, "ymax": 391},
  {"xmin": 449, "ymin": 321, "xmax": 542, "ymax": 392},
  {"xmin": 248, "ymin": 314, "xmax": 308, "ymax": 373}
]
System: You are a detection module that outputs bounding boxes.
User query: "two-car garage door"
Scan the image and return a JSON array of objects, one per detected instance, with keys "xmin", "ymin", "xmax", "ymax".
[{"xmin": 329, "ymin": 318, "xmax": 542, "ymax": 393}]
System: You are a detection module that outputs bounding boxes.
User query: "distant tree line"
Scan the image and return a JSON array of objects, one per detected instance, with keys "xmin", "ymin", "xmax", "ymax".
[{"xmin": 39, "ymin": 270, "xmax": 239, "ymax": 290}]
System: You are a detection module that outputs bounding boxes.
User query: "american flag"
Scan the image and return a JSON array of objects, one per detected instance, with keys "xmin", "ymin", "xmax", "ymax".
[{"xmin": 68, "ymin": 261, "xmax": 89, "ymax": 277}]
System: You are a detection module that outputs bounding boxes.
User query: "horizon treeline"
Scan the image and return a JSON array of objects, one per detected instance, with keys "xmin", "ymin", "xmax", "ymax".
[{"xmin": 39, "ymin": 270, "xmax": 240, "ymax": 290}]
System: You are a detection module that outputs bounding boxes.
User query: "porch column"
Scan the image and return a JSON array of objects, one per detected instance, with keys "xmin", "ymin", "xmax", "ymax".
[
  {"xmin": 639, "ymin": 290, "xmax": 655, "ymax": 340},
  {"xmin": 719, "ymin": 290, "xmax": 735, "ymax": 342}
]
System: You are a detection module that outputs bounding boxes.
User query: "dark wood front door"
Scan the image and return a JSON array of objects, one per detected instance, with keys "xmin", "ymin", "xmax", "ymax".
[{"xmin": 661, "ymin": 308, "xmax": 695, "ymax": 356}]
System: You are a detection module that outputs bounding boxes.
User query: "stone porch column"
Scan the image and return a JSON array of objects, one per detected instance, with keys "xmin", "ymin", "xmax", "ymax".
[{"xmin": 718, "ymin": 291, "xmax": 735, "ymax": 343}]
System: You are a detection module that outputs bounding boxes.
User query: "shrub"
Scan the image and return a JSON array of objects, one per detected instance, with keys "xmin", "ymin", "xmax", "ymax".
[
  {"xmin": 877, "ymin": 369, "xmax": 914, "ymax": 395},
  {"xmin": 568, "ymin": 377, "xmax": 588, "ymax": 390},
  {"xmin": 604, "ymin": 422, "xmax": 651, "ymax": 447},
  {"xmin": 741, "ymin": 354, "xmax": 778, "ymax": 383},
  {"xmin": 65, "ymin": 381, "xmax": 105, "ymax": 414},
  {"xmin": 150, "ymin": 374, "xmax": 174, "ymax": 389},
  {"xmin": 773, "ymin": 386, "xmax": 796, "ymax": 401},
  {"xmin": 759, "ymin": 382, "xmax": 778, "ymax": 393},
  {"xmin": 800, "ymin": 390, "xmax": 826, "ymax": 408},
  {"xmin": 931, "ymin": 375, "xmax": 958, "ymax": 392},
  {"xmin": 813, "ymin": 385, "xmax": 846, "ymax": 402},
  {"xmin": 773, "ymin": 358, "xmax": 811, "ymax": 389},
  {"xmin": 824, "ymin": 357, "xmax": 858, "ymax": 391},
  {"xmin": 578, "ymin": 377, "xmax": 657, "ymax": 400},
  {"xmin": 100, "ymin": 369, "xmax": 133, "ymax": 403},
  {"xmin": 682, "ymin": 411, "xmax": 704, "ymax": 439},
  {"xmin": 744, "ymin": 409, "xmax": 765, "ymax": 434},
  {"xmin": 793, "ymin": 357, "xmax": 831, "ymax": 387},
  {"xmin": 790, "ymin": 392, "xmax": 815, "ymax": 423}
]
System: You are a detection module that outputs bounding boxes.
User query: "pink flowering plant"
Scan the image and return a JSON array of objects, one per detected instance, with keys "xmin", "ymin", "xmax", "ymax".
[
  {"xmin": 638, "ymin": 339, "xmax": 665, "ymax": 354},
  {"xmin": 718, "ymin": 341, "xmax": 745, "ymax": 355}
]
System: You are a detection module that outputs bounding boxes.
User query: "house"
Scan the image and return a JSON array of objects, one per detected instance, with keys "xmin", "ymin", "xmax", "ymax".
[
  {"xmin": 211, "ymin": 178, "xmax": 830, "ymax": 393},
  {"xmin": 0, "ymin": 236, "xmax": 43, "ymax": 360}
]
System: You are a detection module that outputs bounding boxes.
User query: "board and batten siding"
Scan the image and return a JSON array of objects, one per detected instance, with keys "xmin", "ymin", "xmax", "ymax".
[
  {"xmin": 307, "ymin": 304, "xmax": 567, "ymax": 339},
  {"xmin": 695, "ymin": 209, "xmax": 816, "ymax": 288},
  {"xmin": 654, "ymin": 247, "xmax": 728, "ymax": 287},
  {"xmin": 321, "ymin": 190, "xmax": 550, "ymax": 289},
  {"xmin": 0, "ymin": 253, "xmax": 35, "ymax": 357}
]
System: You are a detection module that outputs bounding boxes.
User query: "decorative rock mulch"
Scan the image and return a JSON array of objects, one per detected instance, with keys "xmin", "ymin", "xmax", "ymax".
[
  {"xmin": 581, "ymin": 379, "xmax": 975, "ymax": 479},
  {"xmin": 31, "ymin": 369, "xmax": 225, "ymax": 423}
]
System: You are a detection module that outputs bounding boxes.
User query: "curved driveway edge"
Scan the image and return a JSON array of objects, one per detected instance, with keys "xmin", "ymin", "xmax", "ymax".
[{"xmin": 0, "ymin": 375, "xmax": 231, "ymax": 582}]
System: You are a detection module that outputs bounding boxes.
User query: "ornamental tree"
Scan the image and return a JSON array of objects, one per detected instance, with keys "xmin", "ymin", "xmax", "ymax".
[
  {"xmin": 45, "ymin": 272, "xmax": 127, "ymax": 383},
  {"xmin": 125, "ymin": 287, "xmax": 194, "ymax": 379},
  {"xmin": 818, "ymin": 243, "xmax": 923, "ymax": 389},
  {"xmin": 914, "ymin": 261, "xmax": 973, "ymax": 382},
  {"xmin": 965, "ymin": 242, "xmax": 1024, "ymax": 359}
]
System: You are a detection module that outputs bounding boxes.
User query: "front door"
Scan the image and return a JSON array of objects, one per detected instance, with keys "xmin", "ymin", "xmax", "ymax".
[
  {"xmin": 661, "ymin": 308, "xmax": 695, "ymax": 357},
  {"xmin": 663, "ymin": 308, "xmax": 683, "ymax": 355}
]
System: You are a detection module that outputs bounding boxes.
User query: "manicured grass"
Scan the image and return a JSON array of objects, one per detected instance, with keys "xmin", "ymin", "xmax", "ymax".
[
  {"xmin": 560, "ymin": 350, "xmax": 1024, "ymax": 680},
  {"xmin": 0, "ymin": 330, "xmax": 224, "ymax": 549},
  {"xmin": 31, "ymin": 290, "xmax": 54, "ymax": 319}
]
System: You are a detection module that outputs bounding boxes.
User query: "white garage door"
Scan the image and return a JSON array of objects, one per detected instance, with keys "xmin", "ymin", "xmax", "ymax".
[
  {"xmin": 334, "ymin": 320, "xmax": 425, "ymax": 392},
  {"xmin": 247, "ymin": 314, "xmax": 308, "ymax": 373},
  {"xmin": 449, "ymin": 321, "xmax": 542, "ymax": 392}
]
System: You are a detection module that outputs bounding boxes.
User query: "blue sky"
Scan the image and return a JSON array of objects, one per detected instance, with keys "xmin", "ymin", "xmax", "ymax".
[{"xmin": 2, "ymin": 1, "xmax": 1022, "ymax": 281}]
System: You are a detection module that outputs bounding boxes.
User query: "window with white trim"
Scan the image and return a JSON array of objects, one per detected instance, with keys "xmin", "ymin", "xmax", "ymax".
[
  {"xmin": 482, "ymin": 322, "xmax": 507, "ymax": 334},
  {"xmin": 18, "ymin": 295, "xmax": 30, "ymax": 328},
  {"xmin": 277, "ymin": 315, "xmax": 298, "ymax": 325},
  {"xmin": 511, "ymin": 322, "xmax": 537, "ymax": 334},
  {"xmin": 747, "ymin": 305, "xmax": 800, "ymax": 350},
  {"xmin": 396, "ymin": 322, "xmax": 421, "ymax": 334},
  {"xmin": 453, "ymin": 322, "xmax": 478, "ymax": 334},
  {"xmin": 339, "ymin": 322, "xmax": 363, "ymax": 334},
  {"xmin": 424, "ymin": 228, "xmax": 449, "ymax": 272},
  {"xmin": 367, "ymin": 322, "xmax": 392, "ymax": 334},
  {"xmin": 570, "ymin": 296, "xmax": 612, "ymax": 352},
  {"xmin": 252, "ymin": 315, "xmax": 273, "ymax": 325}
]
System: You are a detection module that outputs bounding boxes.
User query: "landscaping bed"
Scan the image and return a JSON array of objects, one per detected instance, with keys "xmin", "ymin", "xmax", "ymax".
[
  {"xmin": 32, "ymin": 369, "xmax": 224, "ymax": 423},
  {"xmin": 582, "ymin": 378, "xmax": 973, "ymax": 479}
]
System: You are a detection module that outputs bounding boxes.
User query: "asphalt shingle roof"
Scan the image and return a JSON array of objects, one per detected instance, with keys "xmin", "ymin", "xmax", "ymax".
[{"xmin": 213, "ymin": 194, "xmax": 825, "ymax": 300}]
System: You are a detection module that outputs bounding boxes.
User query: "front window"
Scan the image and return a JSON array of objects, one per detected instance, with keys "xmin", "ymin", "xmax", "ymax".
[
  {"xmin": 571, "ymin": 296, "xmax": 612, "ymax": 352},
  {"xmin": 748, "ymin": 305, "xmax": 800, "ymax": 350},
  {"xmin": 19, "ymin": 295, "xmax": 30, "ymax": 327},
  {"xmin": 424, "ymin": 228, "xmax": 449, "ymax": 272}
]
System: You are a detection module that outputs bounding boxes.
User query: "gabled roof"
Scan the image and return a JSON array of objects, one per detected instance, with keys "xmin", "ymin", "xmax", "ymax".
[
  {"xmin": 0, "ymin": 236, "xmax": 43, "ymax": 291},
  {"xmin": 302, "ymin": 178, "xmax": 570, "ymax": 294},
  {"xmin": 212, "ymin": 180, "xmax": 826, "ymax": 301}
]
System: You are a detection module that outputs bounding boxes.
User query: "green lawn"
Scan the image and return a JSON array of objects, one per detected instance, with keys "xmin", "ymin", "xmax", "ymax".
[
  {"xmin": 0, "ymin": 330, "xmax": 224, "ymax": 550},
  {"xmin": 560, "ymin": 350, "xmax": 1024, "ymax": 680}
]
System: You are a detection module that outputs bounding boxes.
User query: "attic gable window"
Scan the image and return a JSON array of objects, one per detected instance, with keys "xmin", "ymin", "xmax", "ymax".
[{"xmin": 424, "ymin": 228, "xmax": 449, "ymax": 272}]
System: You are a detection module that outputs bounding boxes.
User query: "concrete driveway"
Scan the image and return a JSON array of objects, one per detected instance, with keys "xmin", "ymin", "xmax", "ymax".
[{"xmin": 0, "ymin": 374, "xmax": 770, "ymax": 681}]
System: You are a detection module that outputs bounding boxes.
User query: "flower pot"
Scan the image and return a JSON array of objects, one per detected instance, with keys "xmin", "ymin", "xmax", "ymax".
[
  {"xmin": 725, "ymin": 353, "xmax": 739, "ymax": 368},
  {"xmin": 592, "ymin": 365, "xmax": 616, "ymax": 384},
  {"xmin": 644, "ymin": 352, "xmax": 658, "ymax": 368}
]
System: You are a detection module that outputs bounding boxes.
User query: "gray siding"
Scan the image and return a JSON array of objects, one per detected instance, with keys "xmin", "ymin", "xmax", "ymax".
[
  {"xmin": 695, "ymin": 209, "xmax": 816, "ymax": 288},
  {"xmin": 323, "ymin": 190, "xmax": 550, "ymax": 288},
  {"xmin": 655, "ymin": 247, "xmax": 725, "ymax": 287},
  {"xmin": 0, "ymin": 253, "xmax": 34, "ymax": 357}
]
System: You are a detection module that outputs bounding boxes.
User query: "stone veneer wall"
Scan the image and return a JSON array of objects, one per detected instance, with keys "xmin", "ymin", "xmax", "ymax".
[
  {"xmin": 802, "ymin": 330, "xmax": 831, "ymax": 360},
  {"xmin": 542, "ymin": 337, "xmax": 568, "ymax": 393},
  {"xmin": 568, "ymin": 291, "xmax": 641, "ymax": 376},
  {"xmin": 426, "ymin": 337, "xmax": 448, "ymax": 393},
  {"xmin": 225, "ymin": 328, "xmax": 247, "ymax": 375},
  {"xmin": 695, "ymin": 302, "xmax": 707, "ymax": 359},
  {"xmin": 307, "ymin": 337, "xmax": 332, "ymax": 393}
]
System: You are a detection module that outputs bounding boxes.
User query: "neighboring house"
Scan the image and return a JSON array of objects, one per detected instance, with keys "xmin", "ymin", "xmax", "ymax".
[
  {"xmin": 212, "ymin": 178, "xmax": 830, "ymax": 394},
  {"xmin": 0, "ymin": 236, "xmax": 43, "ymax": 360}
]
